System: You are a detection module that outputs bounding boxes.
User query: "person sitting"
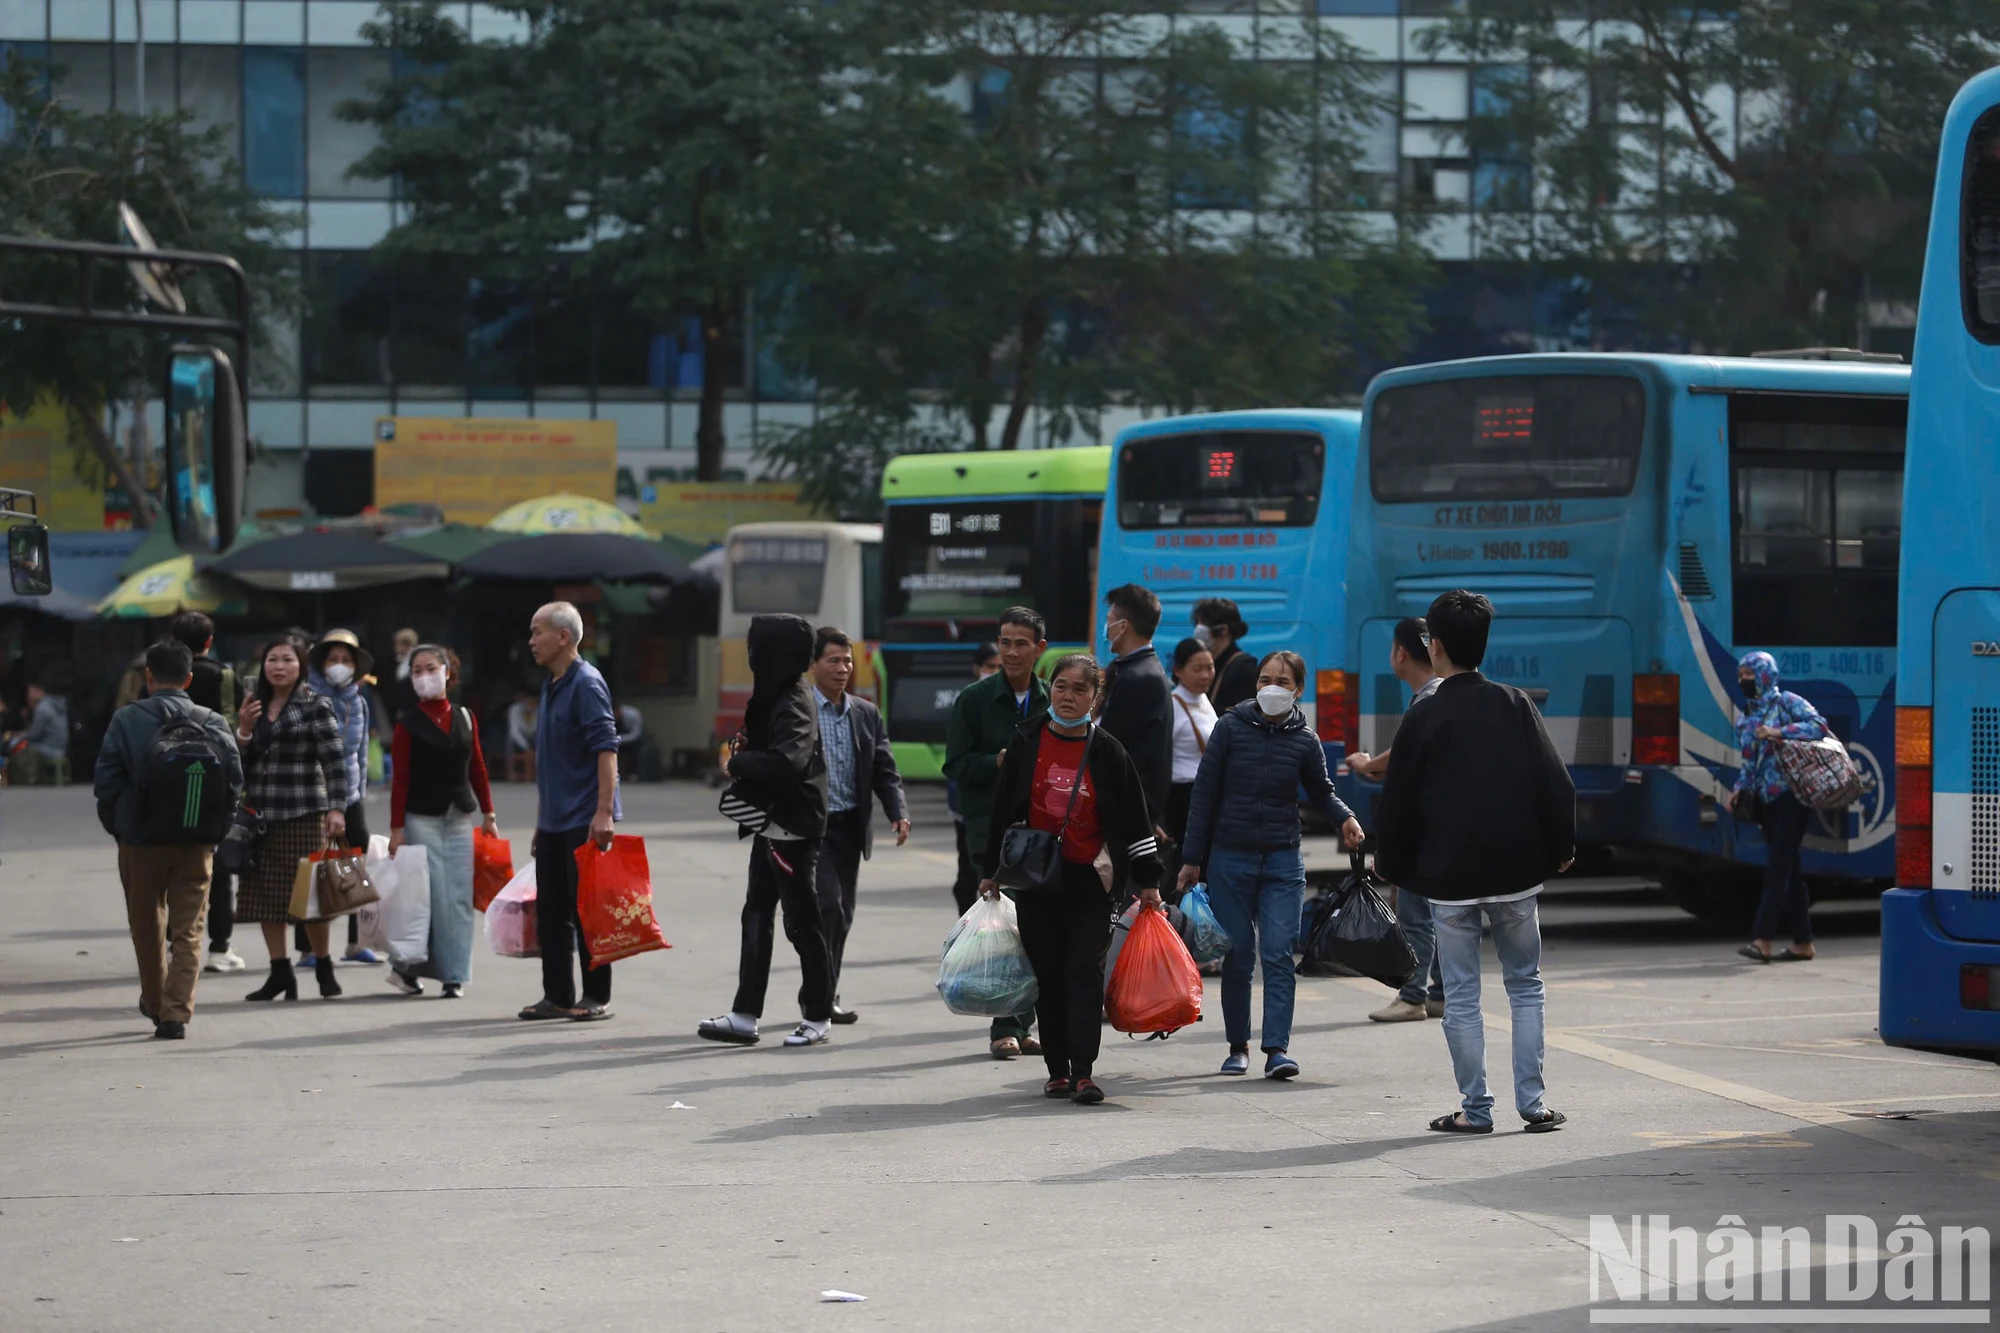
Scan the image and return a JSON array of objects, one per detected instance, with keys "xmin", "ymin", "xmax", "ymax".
[{"xmin": 10, "ymin": 681, "xmax": 70, "ymax": 785}]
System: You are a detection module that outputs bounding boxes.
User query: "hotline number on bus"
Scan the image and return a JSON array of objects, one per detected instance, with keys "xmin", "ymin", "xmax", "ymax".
[{"xmin": 1481, "ymin": 539, "xmax": 1570, "ymax": 561}]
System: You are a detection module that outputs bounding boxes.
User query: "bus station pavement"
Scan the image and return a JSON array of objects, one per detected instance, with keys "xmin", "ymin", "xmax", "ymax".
[{"xmin": 2, "ymin": 782, "xmax": 1996, "ymax": 1331}]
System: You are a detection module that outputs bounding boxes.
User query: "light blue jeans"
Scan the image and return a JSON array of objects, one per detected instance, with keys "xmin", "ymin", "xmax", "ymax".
[
  {"xmin": 1431, "ymin": 896, "xmax": 1547, "ymax": 1128},
  {"xmin": 1205, "ymin": 844, "xmax": 1306, "ymax": 1052},
  {"xmin": 1394, "ymin": 890, "xmax": 1446, "ymax": 1007},
  {"xmin": 404, "ymin": 809, "xmax": 476, "ymax": 986}
]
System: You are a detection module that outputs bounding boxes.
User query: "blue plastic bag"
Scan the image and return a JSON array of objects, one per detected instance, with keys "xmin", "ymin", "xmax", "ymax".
[
  {"xmin": 1178, "ymin": 882, "xmax": 1232, "ymax": 965},
  {"xmin": 937, "ymin": 896, "xmax": 1040, "ymax": 1017}
]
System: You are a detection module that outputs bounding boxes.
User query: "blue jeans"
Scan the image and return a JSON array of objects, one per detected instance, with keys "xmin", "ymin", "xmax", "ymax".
[
  {"xmin": 1431, "ymin": 896, "xmax": 1547, "ymax": 1128},
  {"xmin": 1206, "ymin": 845, "xmax": 1306, "ymax": 1052},
  {"xmin": 405, "ymin": 809, "xmax": 475, "ymax": 986},
  {"xmin": 1394, "ymin": 890, "xmax": 1446, "ymax": 1007}
]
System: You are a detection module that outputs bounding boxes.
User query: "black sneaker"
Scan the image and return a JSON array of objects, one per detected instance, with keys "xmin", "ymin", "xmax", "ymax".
[
  {"xmin": 440, "ymin": 983, "xmax": 464, "ymax": 999},
  {"xmin": 152, "ymin": 1020, "xmax": 186, "ymax": 1040},
  {"xmin": 384, "ymin": 970, "xmax": 423, "ymax": 997}
]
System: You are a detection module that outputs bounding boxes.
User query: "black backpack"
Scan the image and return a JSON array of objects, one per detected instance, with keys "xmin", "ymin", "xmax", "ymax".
[{"xmin": 136, "ymin": 703, "xmax": 234, "ymax": 845}]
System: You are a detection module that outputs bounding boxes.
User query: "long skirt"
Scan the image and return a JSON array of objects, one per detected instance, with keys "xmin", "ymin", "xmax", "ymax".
[
  {"xmin": 236, "ymin": 814, "xmax": 326, "ymax": 924},
  {"xmin": 405, "ymin": 809, "xmax": 476, "ymax": 984}
]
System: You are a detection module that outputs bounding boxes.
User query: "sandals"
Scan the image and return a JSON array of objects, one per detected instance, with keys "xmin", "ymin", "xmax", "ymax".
[
  {"xmin": 1736, "ymin": 944, "xmax": 1773, "ymax": 963},
  {"xmin": 1043, "ymin": 1077, "xmax": 1072, "ymax": 1098},
  {"xmin": 518, "ymin": 999, "xmax": 578, "ymax": 1021},
  {"xmin": 1428, "ymin": 1111, "xmax": 1493, "ymax": 1135},
  {"xmin": 1071, "ymin": 1078, "xmax": 1105, "ymax": 1105},
  {"xmin": 1019, "ymin": 1035, "xmax": 1043, "ymax": 1056},
  {"xmin": 1523, "ymin": 1108, "xmax": 1568, "ymax": 1133},
  {"xmin": 1773, "ymin": 948, "xmax": 1815, "ymax": 962},
  {"xmin": 990, "ymin": 1037, "xmax": 1021, "ymax": 1060}
]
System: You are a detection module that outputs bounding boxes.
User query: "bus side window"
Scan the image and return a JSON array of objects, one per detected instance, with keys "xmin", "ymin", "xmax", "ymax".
[
  {"xmin": 860, "ymin": 541, "xmax": 883, "ymax": 642},
  {"xmin": 1963, "ymin": 107, "xmax": 2000, "ymax": 341}
]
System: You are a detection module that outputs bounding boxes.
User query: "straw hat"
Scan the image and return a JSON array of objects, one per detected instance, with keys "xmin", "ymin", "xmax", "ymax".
[{"xmin": 308, "ymin": 628, "xmax": 375, "ymax": 678}]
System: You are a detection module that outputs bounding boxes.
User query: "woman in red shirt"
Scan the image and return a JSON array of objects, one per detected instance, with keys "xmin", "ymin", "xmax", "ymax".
[
  {"xmin": 385, "ymin": 645, "xmax": 498, "ymax": 997},
  {"xmin": 980, "ymin": 654, "xmax": 1163, "ymax": 1104}
]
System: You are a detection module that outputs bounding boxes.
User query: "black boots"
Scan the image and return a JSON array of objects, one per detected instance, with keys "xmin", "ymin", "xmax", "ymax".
[
  {"xmin": 314, "ymin": 956, "xmax": 343, "ymax": 1000},
  {"xmin": 245, "ymin": 958, "xmax": 298, "ymax": 1002}
]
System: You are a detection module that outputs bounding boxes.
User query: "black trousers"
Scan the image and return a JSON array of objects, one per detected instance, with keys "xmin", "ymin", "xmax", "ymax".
[
  {"xmin": 732, "ymin": 835, "xmax": 834, "ymax": 1023},
  {"xmin": 951, "ymin": 820, "xmax": 979, "ymax": 917},
  {"xmin": 1752, "ymin": 793, "xmax": 1814, "ymax": 944},
  {"xmin": 207, "ymin": 861, "xmax": 234, "ymax": 950},
  {"xmin": 1161, "ymin": 781, "xmax": 1194, "ymax": 901},
  {"xmin": 1014, "ymin": 862, "xmax": 1114, "ymax": 1080},
  {"xmin": 816, "ymin": 809, "xmax": 866, "ymax": 997},
  {"xmin": 535, "ymin": 824, "xmax": 612, "ymax": 1008}
]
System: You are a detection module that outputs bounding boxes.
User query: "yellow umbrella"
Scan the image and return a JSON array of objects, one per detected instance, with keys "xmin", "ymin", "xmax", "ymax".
[
  {"xmin": 98, "ymin": 555, "xmax": 249, "ymax": 619},
  {"xmin": 486, "ymin": 493, "xmax": 646, "ymax": 537}
]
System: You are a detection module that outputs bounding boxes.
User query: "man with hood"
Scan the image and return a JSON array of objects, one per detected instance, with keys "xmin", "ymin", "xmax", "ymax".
[
  {"xmin": 1730, "ymin": 650, "xmax": 1831, "ymax": 964},
  {"xmin": 703, "ymin": 613, "xmax": 837, "ymax": 1048}
]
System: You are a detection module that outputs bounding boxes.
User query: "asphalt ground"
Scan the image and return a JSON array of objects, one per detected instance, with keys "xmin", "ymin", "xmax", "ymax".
[{"xmin": 2, "ymin": 782, "xmax": 1996, "ymax": 1331}]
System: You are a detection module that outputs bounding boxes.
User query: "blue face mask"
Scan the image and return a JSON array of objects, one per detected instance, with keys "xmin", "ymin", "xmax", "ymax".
[{"xmin": 1050, "ymin": 698, "xmax": 1092, "ymax": 728}]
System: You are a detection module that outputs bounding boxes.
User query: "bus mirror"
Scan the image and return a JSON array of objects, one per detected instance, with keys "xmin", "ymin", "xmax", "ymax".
[
  {"xmin": 163, "ymin": 345, "xmax": 247, "ymax": 554},
  {"xmin": 8, "ymin": 522, "xmax": 51, "ymax": 596}
]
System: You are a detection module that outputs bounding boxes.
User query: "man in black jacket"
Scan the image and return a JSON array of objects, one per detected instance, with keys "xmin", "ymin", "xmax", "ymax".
[
  {"xmin": 1193, "ymin": 597, "xmax": 1259, "ymax": 712},
  {"xmin": 805, "ymin": 626, "xmax": 909, "ymax": 1025},
  {"xmin": 1096, "ymin": 584, "xmax": 1173, "ymax": 827},
  {"xmin": 706, "ymin": 614, "xmax": 838, "ymax": 1048},
  {"xmin": 1374, "ymin": 590, "xmax": 1574, "ymax": 1135}
]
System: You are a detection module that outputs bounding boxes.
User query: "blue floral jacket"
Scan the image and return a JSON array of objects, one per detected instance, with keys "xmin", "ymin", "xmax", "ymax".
[{"xmin": 1731, "ymin": 651, "xmax": 1829, "ymax": 802}]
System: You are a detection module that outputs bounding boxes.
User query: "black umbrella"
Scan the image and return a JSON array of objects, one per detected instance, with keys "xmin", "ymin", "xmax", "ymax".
[
  {"xmin": 456, "ymin": 533, "xmax": 693, "ymax": 583},
  {"xmin": 207, "ymin": 532, "xmax": 451, "ymax": 591}
]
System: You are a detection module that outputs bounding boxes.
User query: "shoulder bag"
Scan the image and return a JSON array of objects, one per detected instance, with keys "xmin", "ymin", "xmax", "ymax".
[{"xmin": 994, "ymin": 725, "xmax": 1096, "ymax": 892}]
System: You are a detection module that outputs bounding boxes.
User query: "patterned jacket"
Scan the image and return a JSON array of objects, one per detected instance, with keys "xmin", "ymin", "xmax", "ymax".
[
  {"xmin": 241, "ymin": 685, "xmax": 348, "ymax": 823},
  {"xmin": 1732, "ymin": 650, "xmax": 1830, "ymax": 802}
]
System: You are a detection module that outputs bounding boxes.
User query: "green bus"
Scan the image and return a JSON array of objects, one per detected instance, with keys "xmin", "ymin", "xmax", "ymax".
[{"xmin": 879, "ymin": 446, "xmax": 1111, "ymax": 779}]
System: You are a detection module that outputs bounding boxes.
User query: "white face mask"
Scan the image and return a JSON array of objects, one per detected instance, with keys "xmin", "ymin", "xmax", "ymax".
[
  {"xmin": 1256, "ymin": 684, "xmax": 1295, "ymax": 717},
  {"xmin": 412, "ymin": 672, "xmax": 446, "ymax": 700},
  {"xmin": 1191, "ymin": 623, "xmax": 1213, "ymax": 649},
  {"xmin": 322, "ymin": 663, "xmax": 355, "ymax": 688}
]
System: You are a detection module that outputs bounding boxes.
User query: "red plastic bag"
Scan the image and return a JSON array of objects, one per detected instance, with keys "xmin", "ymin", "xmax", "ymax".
[
  {"xmin": 472, "ymin": 829, "xmax": 514, "ymax": 913},
  {"xmin": 1105, "ymin": 903, "xmax": 1203, "ymax": 1035},
  {"xmin": 574, "ymin": 835, "xmax": 670, "ymax": 965}
]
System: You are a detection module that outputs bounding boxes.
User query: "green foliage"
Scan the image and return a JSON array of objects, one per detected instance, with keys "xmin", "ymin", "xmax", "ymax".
[
  {"xmin": 1436, "ymin": 1, "xmax": 2000, "ymax": 351},
  {"xmin": 0, "ymin": 52, "xmax": 297, "ymax": 498}
]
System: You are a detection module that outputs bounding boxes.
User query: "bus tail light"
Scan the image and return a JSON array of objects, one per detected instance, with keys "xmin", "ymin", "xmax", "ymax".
[
  {"xmin": 1896, "ymin": 706, "xmax": 1932, "ymax": 888},
  {"xmin": 1631, "ymin": 674, "xmax": 1680, "ymax": 766},
  {"xmin": 1316, "ymin": 669, "xmax": 1358, "ymax": 753}
]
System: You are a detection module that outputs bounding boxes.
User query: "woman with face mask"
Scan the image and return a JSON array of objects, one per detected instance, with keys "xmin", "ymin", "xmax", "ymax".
[
  {"xmin": 306, "ymin": 630, "xmax": 381, "ymax": 965},
  {"xmin": 386, "ymin": 645, "xmax": 500, "ymax": 997},
  {"xmin": 1163, "ymin": 638, "xmax": 1218, "ymax": 892},
  {"xmin": 1730, "ymin": 650, "xmax": 1831, "ymax": 964},
  {"xmin": 1176, "ymin": 650, "xmax": 1364, "ymax": 1079},
  {"xmin": 979, "ymin": 654, "xmax": 1164, "ymax": 1105}
]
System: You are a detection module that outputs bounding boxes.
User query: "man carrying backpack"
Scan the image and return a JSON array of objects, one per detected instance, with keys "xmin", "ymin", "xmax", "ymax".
[{"xmin": 93, "ymin": 639, "xmax": 244, "ymax": 1040}]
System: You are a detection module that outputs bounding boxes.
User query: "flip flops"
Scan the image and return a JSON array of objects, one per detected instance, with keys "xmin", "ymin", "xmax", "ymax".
[
  {"xmin": 1428, "ymin": 1111, "xmax": 1494, "ymax": 1134},
  {"xmin": 1523, "ymin": 1109, "xmax": 1568, "ymax": 1133}
]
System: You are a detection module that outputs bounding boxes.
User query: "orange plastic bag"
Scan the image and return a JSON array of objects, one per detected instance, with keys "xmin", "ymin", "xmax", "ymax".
[
  {"xmin": 574, "ymin": 835, "xmax": 671, "ymax": 965},
  {"xmin": 472, "ymin": 829, "xmax": 514, "ymax": 912},
  {"xmin": 1104, "ymin": 903, "xmax": 1203, "ymax": 1035}
]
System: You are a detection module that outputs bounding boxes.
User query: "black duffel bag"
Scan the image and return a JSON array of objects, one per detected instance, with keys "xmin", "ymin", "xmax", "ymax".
[{"xmin": 1301, "ymin": 851, "xmax": 1416, "ymax": 988}]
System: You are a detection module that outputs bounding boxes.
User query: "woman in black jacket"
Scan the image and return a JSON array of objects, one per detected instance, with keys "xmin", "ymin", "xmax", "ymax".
[
  {"xmin": 981, "ymin": 654, "xmax": 1162, "ymax": 1105},
  {"xmin": 704, "ymin": 614, "xmax": 837, "ymax": 1049},
  {"xmin": 1176, "ymin": 651, "xmax": 1364, "ymax": 1080}
]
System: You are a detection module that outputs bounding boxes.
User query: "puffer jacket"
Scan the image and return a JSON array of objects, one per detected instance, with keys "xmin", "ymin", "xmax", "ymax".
[{"xmin": 1180, "ymin": 699, "xmax": 1354, "ymax": 865}]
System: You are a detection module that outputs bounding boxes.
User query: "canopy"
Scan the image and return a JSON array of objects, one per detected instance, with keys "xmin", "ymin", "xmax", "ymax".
[
  {"xmin": 486, "ymin": 494, "xmax": 646, "ymax": 537},
  {"xmin": 456, "ymin": 533, "xmax": 693, "ymax": 583},
  {"xmin": 0, "ymin": 584, "xmax": 99, "ymax": 621},
  {"xmin": 99, "ymin": 556, "xmax": 254, "ymax": 619},
  {"xmin": 387, "ymin": 522, "xmax": 510, "ymax": 564},
  {"xmin": 206, "ymin": 532, "xmax": 450, "ymax": 591}
]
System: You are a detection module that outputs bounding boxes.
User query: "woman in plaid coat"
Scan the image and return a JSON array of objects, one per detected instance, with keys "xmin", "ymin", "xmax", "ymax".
[{"xmin": 236, "ymin": 637, "xmax": 350, "ymax": 1001}]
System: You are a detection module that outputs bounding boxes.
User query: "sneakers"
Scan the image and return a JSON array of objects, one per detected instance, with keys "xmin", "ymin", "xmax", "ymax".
[
  {"xmin": 1426, "ymin": 998, "xmax": 1445, "ymax": 1018},
  {"xmin": 385, "ymin": 970, "xmax": 423, "ymax": 996},
  {"xmin": 440, "ymin": 983, "xmax": 464, "ymax": 999},
  {"xmin": 203, "ymin": 949, "xmax": 246, "ymax": 974},
  {"xmin": 698, "ymin": 1014, "xmax": 760, "ymax": 1045},
  {"xmin": 1219, "ymin": 1049, "xmax": 1250, "ymax": 1076},
  {"xmin": 783, "ymin": 1021, "xmax": 830, "ymax": 1047},
  {"xmin": 1370, "ymin": 998, "xmax": 1429, "ymax": 1023},
  {"xmin": 1264, "ymin": 1051, "xmax": 1300, "ymax": 1081}
]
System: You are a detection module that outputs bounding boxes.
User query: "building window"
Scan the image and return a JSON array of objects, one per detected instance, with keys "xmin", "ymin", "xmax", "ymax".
[
  {"xmin": 50, "ymin": 41, "xmax": 113, "ymax": 113},
  {"xmin": 303, "ymin": 250, "xmax": 391, "ymax": 392},
  {"xmin": 243, "ymin": 47, "xmax": 306, "ymax": 198},
  {"xmin": 389, "ymin": 255, "xmax": 467, "ymax": 398},
  {"xmin": 307, "ymin": 48, "xmax": 390, "ymax": 199},
  {"xmin": 468, "ymin": 276, "xmax": 533, "ymax": 400},
  {"xmin": 179, "ymin": 45, "xmax": 240, "ymax": 144}
]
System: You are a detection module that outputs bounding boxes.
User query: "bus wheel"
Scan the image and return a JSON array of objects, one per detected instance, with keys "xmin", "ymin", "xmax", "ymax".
[{"xmin": 1660, "ymin": 870, "xmax": 1758, "ymax": 927}]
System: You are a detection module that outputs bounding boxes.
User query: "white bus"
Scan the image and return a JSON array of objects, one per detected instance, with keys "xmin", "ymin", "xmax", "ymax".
[{"xmin": 716, "ymin": 521, "xmax": 882, "ymax": 742}]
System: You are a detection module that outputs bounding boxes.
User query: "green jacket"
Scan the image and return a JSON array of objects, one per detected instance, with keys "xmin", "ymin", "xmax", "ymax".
[{"xmin": 942, "ymin": 670, "xmax": 1050, "ymax": 854}]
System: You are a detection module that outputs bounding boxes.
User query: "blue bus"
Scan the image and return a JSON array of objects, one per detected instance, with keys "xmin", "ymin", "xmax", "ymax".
[
  {"xmin": 1098, "ymin": 410, "xmax": 1364, "ymax": 780},
  {"xmin": 1880, "ymin": 68, "xmax": 2000, "ymax": 1055},
  {"xmin": 1347, "ymin": 352, "xmax": 1908, "ymax": 918}
]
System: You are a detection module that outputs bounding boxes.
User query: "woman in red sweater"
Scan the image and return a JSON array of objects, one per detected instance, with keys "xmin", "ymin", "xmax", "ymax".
[{"xmin": 385, "ymin": 645, "xmax": 498, "ymax": 997}]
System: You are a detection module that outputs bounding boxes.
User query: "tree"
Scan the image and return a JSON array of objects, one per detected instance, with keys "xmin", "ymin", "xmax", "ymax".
[
  {"xmin": 1436, "ymin": 2, "xmax": 2000, "ymax": 351},
  {"xmin": 771, "ymin": 1, "xmax": 1433, "ymax": 458},
  {"xmin": 0, "ymin": 53, "xmax": 297, "ymax": 525},
  {"xmin": 348, "ymin": 0, "xmax": 884, "ymax": 481}
]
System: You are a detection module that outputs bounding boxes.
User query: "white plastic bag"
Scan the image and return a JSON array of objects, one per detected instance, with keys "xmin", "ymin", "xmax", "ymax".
[
  {"xmin": 936, "ymin": 896, "xmax": 1038, "ymax": 1017},
  {"xmin": 381, "ymin": 844, "xmax": 431, "ymax": 968},
  {"xmin": 355, "ymin": 835, "xmax": 398, "ymax": 956},
  {"xmin": 487, "ymin": 863, "xmax": 538, "ymax": 958}
]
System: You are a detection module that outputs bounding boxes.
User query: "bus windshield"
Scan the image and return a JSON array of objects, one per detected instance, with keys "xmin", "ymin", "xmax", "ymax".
[
  {"xmin": 729, "ymin": 534, "xmax": 828, "ymax": 616},
  {"xmin": 1371, "ymin": 374, "xmax": 1646, "ymax": 503},
  {"xmin": 1117, "ymin": 431, "xmax": 1324, "ymax": 529},
  {"xmin": 883, "ymin": 498, "xmax": 1099, "ymax": 641}
]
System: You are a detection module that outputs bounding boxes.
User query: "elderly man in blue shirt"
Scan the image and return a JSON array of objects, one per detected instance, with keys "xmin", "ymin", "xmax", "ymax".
[{"xmin": 521, "ymin": 601, "xmax": 621, "ymax": 1022}]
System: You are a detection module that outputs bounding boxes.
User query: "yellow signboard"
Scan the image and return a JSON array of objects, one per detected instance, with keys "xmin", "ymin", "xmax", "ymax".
[
  {"xmin": 0, "ymin": 401, "xmax": 105, "ymax": 532},
  {"xmin": 373, "ymin": 416, "xmax": 617, "ymax": 523},
  {"xmin": 637, "ymin": 481, "xmax": 813, "ymax": 545}
]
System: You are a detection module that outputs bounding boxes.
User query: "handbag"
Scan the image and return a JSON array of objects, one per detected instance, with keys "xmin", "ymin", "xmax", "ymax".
[
  {"xmin": 216, "ymin": 805, "xmax": 266, "ymax": 875},
  {"xmin": 994, "ymin": 725, "xmax": 1096, "ymax": 892},
  {"xmin": 1775, "ymin": 734, "xmax": 1865, "ymax": 811},
  {"xmin": 289, "ymin": 837, "xmax": 381, "ymax": 921}
]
